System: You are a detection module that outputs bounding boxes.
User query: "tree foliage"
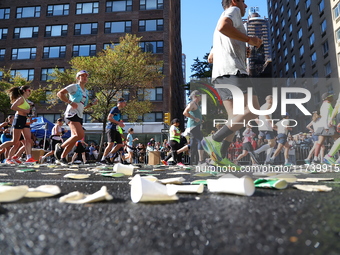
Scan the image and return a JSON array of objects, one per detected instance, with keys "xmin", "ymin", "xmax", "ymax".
[
  {"xmin": 190, "ymin": 53, "xmax": 212, "ymax": 79},
  {"xmin": 47, "ymin": 34, "xmax": 164, "ymax": 152}
]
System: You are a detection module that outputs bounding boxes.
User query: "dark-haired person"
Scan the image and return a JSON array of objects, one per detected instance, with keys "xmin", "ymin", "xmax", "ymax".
[
  {"xmin": 0, "ymin": 115, "xmax": 14, "ymax": 159},
  {"xmin": 125, "ymin": 127, "xmax": 138, "ymax": 163},
  {"xmin": 54, "ymin": 70, "xmax": 97, "ymax": 166},
  {"xmin": 40, "ymin": 118, "xmax": 65, "ymax": 163},
  {"xmin": 0, "ymin": 86, "xmax": 36, "ymax": 164},
  {"xmin": 202, "ymin": 0, "xmax": 262, "ymax": 166},
  {"xmin": 100, "ymin": 98, "xmax": 127, "ymax": 164},
  {"xmin": 161, "ymin": 118, "xmax": 184, "ymax": 166}
]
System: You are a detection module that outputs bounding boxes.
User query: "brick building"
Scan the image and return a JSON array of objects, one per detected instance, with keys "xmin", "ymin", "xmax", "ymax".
[{"xmin": 0, "ymin": 0, "xmax": 184, "ymax": 137}]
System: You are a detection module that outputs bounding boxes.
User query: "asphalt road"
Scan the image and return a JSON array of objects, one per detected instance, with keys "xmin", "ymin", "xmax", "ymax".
[{"xmin": 0, "ymin": 162, "xmax": 340, "ymax": 255}]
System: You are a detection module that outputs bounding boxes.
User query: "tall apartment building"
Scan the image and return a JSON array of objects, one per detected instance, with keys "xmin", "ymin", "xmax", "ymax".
[
  {"xmin": 267, "ymin": 0, "xmax": 339, "ymax": 131},
  {"xmin": 0, "ymin": 0, "xmax": 184, "ymax": 132},
  {"xmin": 245, "ymin": 7, "xmax": 271, "ymax": 77}
]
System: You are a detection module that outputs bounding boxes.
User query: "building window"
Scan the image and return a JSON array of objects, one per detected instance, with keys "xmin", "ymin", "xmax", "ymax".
[
  {"xmin": 285, "ymin": 63, "xmax": 289, "ymax": 73},
  {"xmin": 45, "ymin": 25, "xmax": 68, "ymax": 37},
  {"xmin": 139, "ymin": 19, "xmax": 164, "ymax": 32},
  {"xmin": 47, "ymin": 4, "xmax": 69, "ymax": 16},
  {"xmin": 309, "ymin": 33, "xmax": 315, "ymax": 46},
  {"xmin": 103, "ymin": 43, "xmax": 119, "ymax": 49},
  {"xmin": 0, "ymin": 8, "xmax": 10, "ymax": 19},
  {"xmin": 305, "ymin": 0, "xmax": 311, "ymax": 9},
  {"xmin": 106, "ymin": 1, "xmax": 132, "ymax": 12},
  {"xmin": 0, "ymin": 49, "xmax": 5, "ymax": 61},
  {"xmin": 143, "ymin": 112, "xmax": 163, "ymax": 122},
  {"xmin": 139, "ymin": 41, "xmax": 163, "ymax": 53},
  {"xmin": 299, "ymin": 45, "xmax": 304, "ymax": 57},
  {"xmin": 13, "ymin": 27, "xmax": 39, "ymax": 39},
  {"xmin": 41, "ymin": 68, "xmax": 65, "ymax": 81},
  {"xmin": 76, "ymin": 2, "xmax": 99, "ymax": 14},
  {"xmin": 336, "ymin": 28, "xmax": 340, "ymax": 42},
  {"xmin": 281, "ymin": 19, "xmax": 285, "ymax": 28},
  {"xmin": 140, "ymin": 0, "xmax": 163, "ymax": 10},
  {"xmin": 298, "ymin": 28, "xmax": 303, "ymax": 40},
  {"xmin": 289, "ymin": 24, "xmax": 293, "ymax": 34},
  {"xmin": 105, "ymin": 21, "xmax": 132, "ymax": 33},
  {"xmin": 292, "ymin": 55, "xmax": 296, "ymax": 65},
  {"xmin": 16, "ymin": 6, "xmax": 41, "ymax": 18},
  {"xmin": 321, "ymin": 19, "xmax": 327, "ymax": 34},
  {"xmin": 12, "ymin": 48, "xmax": 36, "ymax": 60},
  {"xmin": 296, "ymin": 11, "xmax": 301, "ymax": 23},
  {"xmin": 284, "ymin": 48, "xmax": 288, "ymax": 58},
  {"xmin": 327, "ymin": 84, "xmax": 334, "ymax": 94},
  {"xmin": 307, "ymin": 14, "xmax": 313, "ymax": 28},
  {"xmin": 310, "ymin": 52, "xmax": 317, "ymax": 66},
  {"xmin": 322, "ymin": 40, "xmax": 329, "ymax": 55},
  {"xmin": 319, "ymin": 0, "xmax": 325, "ymax": 14},
  {"xmin": 324, "ymin": 62, "xmax": 331, "ymax": 76},
  {"xmin": 138, "ymin": 88, "xmax": 163, "ymax": 101},
  {"xmin": 43, "ymin": 46, "xmax": 66, "ymax": 58},
  {"xmin": 72, "ymin": 45, "xmax": 96, "ymax": 57},
  {"xmin": 300, "ymin": 62, "xmax": 306, "ymax": 75},
  {"xmin": 10, "ymin": 69, "xmax": 34, "ymax": 81},
  {"xmin": 334, "ymin": 3, "xmax": 340, "ymax": 20},
  {"xmin": 290, "ymin": 39, "xmax": 294, "ymax": 49},
  {"xmin": 0, "ymin": 28, "xmax": 8, "ymax": 40},
  {"xmin": 74, "ymin": 23, "xmax": 98, "ymax": 35}
]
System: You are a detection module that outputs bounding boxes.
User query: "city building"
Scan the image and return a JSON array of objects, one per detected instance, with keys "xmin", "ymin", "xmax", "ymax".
[
  {"xmin": 267, "ymin": 0, "xmax": 340, "ymax": 131},
  {"xmin": 245, "ymin": 7, "xmax": 271, "ymax": 77},
  {"xmin": 0, "ymin": 0, "xmax": 184, "ymax": 143}
]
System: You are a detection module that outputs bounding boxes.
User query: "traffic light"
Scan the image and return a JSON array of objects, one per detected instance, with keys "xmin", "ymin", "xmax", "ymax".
[{"xmin": 163, "ymin": 112, "xmax": 171, "ymax": 125}]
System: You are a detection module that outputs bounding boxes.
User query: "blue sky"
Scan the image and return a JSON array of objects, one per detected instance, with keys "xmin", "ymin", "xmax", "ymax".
[{"xmin": 181, "ymin": 0, "xmax": 268, "ymax": 83}]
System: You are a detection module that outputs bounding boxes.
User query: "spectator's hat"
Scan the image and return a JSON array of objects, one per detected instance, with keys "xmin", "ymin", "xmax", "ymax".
[
  {"xmin": 189, "ymin": 90, "xmax": 202, "ymax": 99},
  {"xmin": 322, "ymin": 92, "xmax": 333, "ymax": 100}
]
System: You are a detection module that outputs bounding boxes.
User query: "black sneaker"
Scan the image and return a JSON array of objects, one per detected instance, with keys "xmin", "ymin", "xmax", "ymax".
[
  {"xmin": 123, "ymin": 160, "xmax": 129, "ymax": 164},
  {"xmin": 248, "ymin": 151, "xmax": 259, "ymax": 165},
  {"xmin": 54, "ymin": 143, "xmax": 64, "ymax": 160},
  {"xmin": 60, "ymin": 158, "xmax": 68, "ymax": 166}
]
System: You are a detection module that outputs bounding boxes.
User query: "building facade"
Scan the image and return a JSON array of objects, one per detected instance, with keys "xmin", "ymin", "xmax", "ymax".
[
  {"xmin": 267, "ymin": 0, "xmax": 340, "ymax": 131},
  {"xmin": 0, "ymin": 0, "xmax": 184, "ymax": 135}
]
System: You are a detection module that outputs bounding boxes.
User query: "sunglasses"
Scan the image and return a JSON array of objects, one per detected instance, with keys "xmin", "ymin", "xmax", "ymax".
[{"xmin": 26, "ymin": 89, "xmax": 31, "ymax": 93}]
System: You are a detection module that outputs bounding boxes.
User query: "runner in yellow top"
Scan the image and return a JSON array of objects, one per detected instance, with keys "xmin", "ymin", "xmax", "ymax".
[{"xmin": 0, "ymin": 86, "xmax": 36, "ymax": 164}]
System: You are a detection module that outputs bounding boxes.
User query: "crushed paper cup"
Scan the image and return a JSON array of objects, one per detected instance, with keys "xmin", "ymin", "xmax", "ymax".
[
  {"xmin": 297, "ymin": 178, "xmax": 334, "ymax": 183},
  {"xmin": 128, "ymin": 175, "xmax": 158, "ymax": 185},
  {"xmin": 254, "ymin": 178, "xmax": 288, "ymax": 190},
  {"xmin": 293, "ymin": 184, "xmax": 332, "ymax": 192},
  {"xmin": 113, "ymin": 163, "xmax": 134, "ymax": 176},
  {"xmin": 130, "ymin": 174, "xmax": 178, "ymax": 203},
  {"xmin": 158, "ymin": 177, "xmax": 186, "ymax": 184},
  {"xmin": 166, "ymin": 184, "xmax": 204, "ymax": 194},
  {"xmin": 265, "ymin": 174, "xmax": 297, "ymax": 183},
  {"xmin": 25, "ymin": 185, "xmax": 61, "ymax": 198},
  {"xmin": 0, "ymin": 185, "xmax": 29, "ymax": 202},
  {"xmin": 63, "ymin": 173, "xmax": 90, "ymax": 179},
  {"xmin": 207, "ymin": 174, "xmax": 255, "ymax": 196},
  {"xmin": 59, "ymin": 186, "xmax": 113, "ymax": 204}
]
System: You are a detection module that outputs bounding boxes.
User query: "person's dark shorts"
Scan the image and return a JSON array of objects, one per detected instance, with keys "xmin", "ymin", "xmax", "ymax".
[
  {"xmin": 242, "ymin": 141, "xmax": 253, "ymax": 152},
  {"xmin": 277, "ymin": 133, "xmax": 288, "ymax": 145},
  {"xmin": 50, "ymin": 139, "xmax": 62, "ymax": 151},
  {"xmin": 312, "ymin": 134, "xmax": 318, "ymax": 142},
  {"xmin": 66, "ymin": 114, "xmax": 83, "ymax": 125},
  {"xmin": 213, "ymin": 72, "xmax": 258, "ymax": 100},
  {"xmin": 107, "ymin": 128, "xmax": 123, "ymax": 144},
  {"xmin": 13, "ymin": 114, "xmax": 28, "ymax": 129},
  {"xmin": 259, "ymin": 131, "xmax": 275, "ymax": 140}
]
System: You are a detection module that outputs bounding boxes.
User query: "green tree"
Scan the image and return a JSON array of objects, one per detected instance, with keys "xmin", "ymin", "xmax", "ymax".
[
  {"xmin": 190, "ymin": 53, "xmax": 212, "ymax": 78},
  {"xmin": 48, "ymin": 34, "xmax": 164, "ymax": 152}
]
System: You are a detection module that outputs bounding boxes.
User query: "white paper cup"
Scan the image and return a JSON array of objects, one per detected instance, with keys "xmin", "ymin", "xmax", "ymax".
[
  {"xmin": 113, "ymin": 163, "xmax": 134, "ymax": 176},
  {"xmin": 207, "ymin": 175, "xmax": 255, "ymax": 196},
  {"xmin": 130, "ymin": 174, "xmax": 178, "ymax": 203},
  {"xmin": 0, "ymin": 185, "xmax": 29, "ymax": 202},
  {"xmin": 166, "ymin": 184, "xmax": 204, "ymax": 194}
]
